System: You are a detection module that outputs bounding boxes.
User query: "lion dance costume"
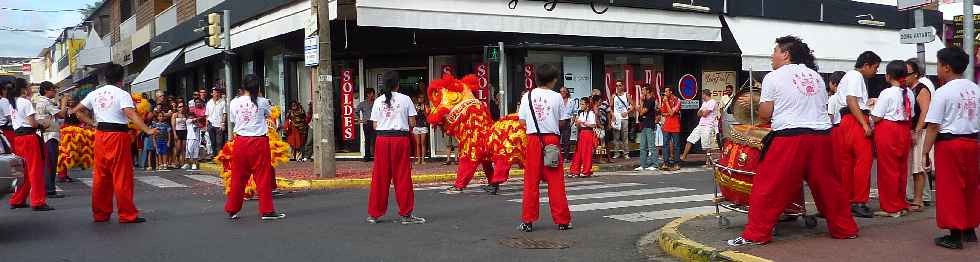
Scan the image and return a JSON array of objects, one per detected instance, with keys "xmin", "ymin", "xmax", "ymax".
[
  {"xmin": 428, "ymin": 75, "xmax": 527, "ymax": 193},
  {"xmin": 214, "ymin": 106, "xmax": 290, "ymax": 198}
]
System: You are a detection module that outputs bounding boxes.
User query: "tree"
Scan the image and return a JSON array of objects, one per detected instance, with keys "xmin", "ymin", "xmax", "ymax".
[{"xmin": 79, "ymin": 0, "xmax": 105, "ymax": 17}]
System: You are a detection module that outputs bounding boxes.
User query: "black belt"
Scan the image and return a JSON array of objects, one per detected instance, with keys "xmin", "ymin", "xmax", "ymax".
[
  {"xmin": 0, "ymin": 125, "xmax": 11, "ymax": 131},
  {"xmin": 14, "ymin": 127, "xmax": 37, "ymax": 136},
  {"xmin": 839, "ymin": 108, "xmax": 871, "ymax": 116},
  {"xmin": 377, "ymin": 130, "xmax": 410, "ymax": 137},
  {"xmin": 97, "ymin": 122, "xmax": 129, "ymax": 132},
  {"xmin": 759, "ymin": 128, "xmax": 831, "ymax": 161},
  {"xmin": 937, "ymin": 132, "xmax": 979, "ymax": 142},
  {"xmin": 528, "ymin": 133, "xmax": 559, "ymax": 137},
  {"xmin": 832, "ymin": 123, "xmax": 840, "ymax": 128},
  {"xmin": 578, "ymin": 128, "xmax": 594, "ymax": 131}
]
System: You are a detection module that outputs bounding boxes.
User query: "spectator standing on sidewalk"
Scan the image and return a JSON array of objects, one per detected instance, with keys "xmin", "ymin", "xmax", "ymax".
[
  {"xmin": 172, "ymin": 104, "xmax": 188, "ymax": 169},
  {"xmin": 904, "ymin": 59, "xmax": 935, "ymax": 212},
  {"xmin": 285, "ymin": 101, "xmax": 307, "ymax": 161},
  {"xmin": 355, "ymin": 89, "xmax": 376, "ymax": 162},
  {"xmin": 659, "ymin": 87, "xmax": 682, "ymax": 171},
  {"xmin": 869, "ymin": 60, "xmax": 915, "ymax": 218},
  {"xmin": 921, "ymin": 47, "xmax": 979, "ymax": 250},
  {"xmin": 591, "ymin": 89, "xmax": 612, "ymax": 163},
  {"xmin": 205, "ymin": 87, "xmax": 227, "ymax": 159},
  {"xmin": 611, "ymin": 81, "xmax": 632, "ymax": 160},
  {"xmin": 681, "ymin": 91, "xmax": 719, "ymax": 161},
  {"xmin": 184, "ymin": 114, "xmax": 201, "ymax": 170},
  {"xmin": 837, "ymin": 51, "xmax": 881, "ymax": 219},
  {"xmin": 559, "ymin": 87, "xmax": 575, "ymax": 161},
  {"xmin": 727, "ymin": 36, "xmax": 858, "ymax": 246},
  {"xmin": 568, "ymin": 98, "xmax": 596, "ymax": 178},
  {"xmin": 35, "ymin": 82, "xmax": 67, "ymax": 198},
  {"xmin": 635, "ymin": 85, "xmax": 660, "ymax": 171},
  {"xmin": 412, "ymin": 93, "xmax": 429, "ymax": 164}
]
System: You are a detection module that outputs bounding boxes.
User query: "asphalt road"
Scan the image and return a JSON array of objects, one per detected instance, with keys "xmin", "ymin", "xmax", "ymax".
[{"xmin": 0, "ymin": 167, "xmax": 714, "ymax": 262}]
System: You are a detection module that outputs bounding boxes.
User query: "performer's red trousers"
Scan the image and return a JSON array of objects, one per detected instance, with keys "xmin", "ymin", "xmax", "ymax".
[
  {"xmin": 225, "ymin": 136, "xmax": 275, "ymax": 215},
  {"xmin": 873, "ymin": 120, "xmax": 912, "ymax": 213},
  {"xmin": 453, "ymin": 158, "xmax": 506, "ymax": 189},
  {"xmin": 91, "ymin": 131, "xmax": 139, "ymax": 222},
  {"xmin": 934, "ymin": 138, "xmax": 980, "ymax": 230},
  {"xmin": 569, "ymin": 129, "xmax": 596, "ymax": 175},
  {"xmin": 368, "ymin": 135, "xmax": 414, "ymax": 218},
  {"xmin": 8, "ymin": 134, "xmax": 46, "ymax": 207},
  {"xmin": 742, "ymin": 134, "xmax": 858, "ymax": 243},
  {"xmin": 830, "ymin": 125, "xmax": 847, "ymax": 183},
  {"xmin": 522, "ymin": 134, "xmax": 571, "ymax": 225},
  {"xmin": 1, "ymin": 130, "xmax": 14, "ymax": 150},
  {"xmin": 839, "ymin": 114, "xmax": 873, "ymax": 204}
]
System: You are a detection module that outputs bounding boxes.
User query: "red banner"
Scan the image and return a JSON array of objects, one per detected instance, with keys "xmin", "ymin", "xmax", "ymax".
[
  {"xmin": 524, "ymin": 64, "xmax": 535, "ymax": 90},
  {"xmin": 441, "ymin": 64, "xmax": 455, "ymax": 79},
  {"xmin": 475, "ymin": 63, "xmax": 490, "ymax": 103},
  {"xmin": 341, "ymin": 69, "xmax": 356, "ymax": 140},
  {"xmin": 603, "ymin": 67, "xmax": 614, "ymax": 101},
  {"xmin": 623, "ymin": 65, "xmax": 636, "ymax": 102}
]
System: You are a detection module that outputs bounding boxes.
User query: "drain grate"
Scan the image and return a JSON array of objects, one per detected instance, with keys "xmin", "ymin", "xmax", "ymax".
[{"xmin": 498, "ymin": 237, "xmax": 572, "ymax": 249}]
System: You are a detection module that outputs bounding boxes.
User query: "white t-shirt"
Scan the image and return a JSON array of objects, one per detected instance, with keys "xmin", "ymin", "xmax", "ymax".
[
  {"xmin": 35, "ymin": 96, "xmax": 62, "ymax": 141},
  {"xmin": 838, "ymin": 70, "xmax": 871, "ymax": 111},
  {"xmin": 919, "ymin": 77, "xmax": 936, "ymax": 94},
  {"xmin": 518, "ymin": 88, "xmax": 563, "ymax": 135},
  {"xmin": 759, "ymin": 64, "xmax": 832, "ymax": 131},
  {"xmin": 613, "ymin": 94, "xmax": 631, "ymax": 121},
  {"xmin": 370, "ymin": 92, "xmax": 417, "ymax": 131},
  {"xmin": 229, "ymin": 96, "xmax": 271, "ymax": 137},
  {"xmin": 0, "ymin": 97, "xmax": 11, "ymax": 126},
  {"xmin": 80, "ymin": 85, "xmax": 135, "ymax": 125},
  {"xmin": 870, "ymin": 86, "xmax": 915, "ymax": 122},
  {"xmin": 11, "ymin": 97, "xmax": 35, "ymax": 130},
  {"xmin": 827, "ymin": 92, "xmax": 845, "ymax": 125},
  {"xmin": 205, "ymin": 98, "xmax": 226, "ymax": 128},
  {"xmin": 576, "ymin": 111, "xmax": 596, "ymax": 126},
  {"xmin": 925, "ymin": 79, "xmax": 980, "ymax": 135},
  {"xmin": 185, "ymin": 118, "xmax": 199, "ymax": 140},
  {"xmin": 560, "ymin": 98, "xmax": 576, "ymax": 121},
  {"xmin": 697, "ymin": 99, "xmax": 719, "ymax": 128}
]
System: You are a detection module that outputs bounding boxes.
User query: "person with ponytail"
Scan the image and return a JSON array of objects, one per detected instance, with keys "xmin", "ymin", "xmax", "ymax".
[
  {"xmin": 868, "ymin": 60, "xmax": 916, "ymax": 218},
  {"xmin": 367, "ymin": 70, "xmax": 425, "ymax": 225},
  {"xmin": 225, "ymin": 75, "xmax": 285, "ymax": 221},
  {"xmin": 7, "ymin": 78, "xmax": 55, "ymax": 211},
  {"xmin": 727, "ymin": 36, "xmax": 858, "ymax": 246}
]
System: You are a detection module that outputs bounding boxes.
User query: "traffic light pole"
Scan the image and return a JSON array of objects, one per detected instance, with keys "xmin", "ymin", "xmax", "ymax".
[
  {"xmin": 223, "ymin": 10, "xmax": 234, "ymax": 139},
  {"xmin": 314, "ymin": 0, "xmax": 336, "ymax": 177}
]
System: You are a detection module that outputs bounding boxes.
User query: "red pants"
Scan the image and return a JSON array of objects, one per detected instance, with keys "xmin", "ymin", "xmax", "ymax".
[
  {"xmin": 8, "ymin": 134, "xmax": 46, "ymax": 207},
  {"xmin": 569, "ymin": 129, "xmax": 596, "ymax": 175},
  {"xmin": 225, "ymin": 136, "xmax": 275, "ymax": 215},
  {"xmin": 368, "ymin": 135, "xmax": 414, "ymax": 218},
  {"xmin": 830, "ymin": 126, "xmax": 847, "ymax": 183},
  {"xmin": 91, "ymin": 131, "xmax": 139, "ymax": 222},
  {"xmin": 742, "ymin": 134, "xmax": 858, "ymax": 243},
  {"xmin": 839, "ymin": 114, "xmax": 873, "ymax": 204},
  {"xmin": 522, "ymin": 134, "xmax": 571, "ymax": 225},
  {"xmin": 1, "ymin": 130, "xmax": 14, "ymax": 150},
  {"xmin": 934, "ymin": 138, "xmax": 980, "ymax": 230},
  {"xmin": 873, "ymin": 120, "xmax": 911, "ymax": 213},
  {"xmin": 453, "ymin": 158, "xmax": 499, "ymax": 189}
]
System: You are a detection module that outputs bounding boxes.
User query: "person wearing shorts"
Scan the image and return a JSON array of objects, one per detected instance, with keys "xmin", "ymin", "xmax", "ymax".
[
  {"xmin": 681, "ymin": 91, "xmax": 719, "ymax": 161},
  {"xmin": 185, "ymin": 117, "xmax": 200, "ymax": 170},
  {"xmin": 413, "ymin": 94, "xmax": 429, "ymax": 164}
]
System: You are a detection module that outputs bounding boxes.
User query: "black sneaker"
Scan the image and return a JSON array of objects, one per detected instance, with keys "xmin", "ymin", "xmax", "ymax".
[
  {"xmin": 445, "ymin": 187, "xmax": 464, "ymax": 195},
  {"xmin": 518, "ymin": 223, "xmax": 533, "ymax": 232},
  {"xmin": 366, "ymin": 216, "xmax": 380, "ymax": 224},
  {"xmin": 399, "ymin": 215, "xmax": 426, "ymax": 225},
  {"xmin": 935, "ymin": 233, "xmax": 964, "ymax": 249},
  {"xmin": 966, "ymin": 229, "xmax": 978, "ymax": 242},
  {"xmin": 121, "ymin": 217, "xmax": 147, "ymax": 223},
  {"xmin": 482, "ymin": 184, "xmax": 500, "ymax": 195},
  {"xmin": 31, "ymin": 205, "xmax": 55, "ymax": 211},
  {"xmin": 558, "ymin": 224, "xmax": 572, "ymax": 230},
  {"xmin": 9, "ymin": 203, "xmax": 27, "ymax": 209},
  {"xmin": 851, "ymin": 204, "xmax": 872, "ymax": 218},
  {"xmin": 46, "ymin": 193, "xmax": 66, "ymax": 198},
  {"xmin": 272, "ymin": 190, "xmax": 286, "ymax": 198},
  {"xmin": 228, "ymin": 213, "xmax": 240, "ymax": 220},
  {"xmin": 261, "ymin": 212, "xmax": 286, "ymax": 221}
]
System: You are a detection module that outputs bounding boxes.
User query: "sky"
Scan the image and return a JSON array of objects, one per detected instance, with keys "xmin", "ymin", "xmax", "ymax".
[{"xmin": 0, "ymin": 0, "xmax": 101, "ymax": 57}]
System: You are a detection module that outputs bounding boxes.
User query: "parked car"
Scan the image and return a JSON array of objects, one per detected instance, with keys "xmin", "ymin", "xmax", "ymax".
[{"xmin": 0, "ymin": 134, "xmax": 23, "ymax": 198}]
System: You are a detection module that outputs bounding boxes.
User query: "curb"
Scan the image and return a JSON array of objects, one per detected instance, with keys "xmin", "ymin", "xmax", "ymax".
[{"xmin": 657, "ymin": 213, "xmax": 772, "ymax": 262}]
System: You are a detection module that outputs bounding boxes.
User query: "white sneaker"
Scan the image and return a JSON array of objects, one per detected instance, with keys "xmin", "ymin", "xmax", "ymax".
[
  {"xmin": 191, "ymin": 164, "xmax": 199, "ymax": 170},
  {"xmin": 646, "ymin": 167, "xmax": 659, "ymax": 171},
  {"xmin": 726, "ymin": 236, "xmax": 759, "ymax": 247},
  {"xmin": 181, "ymin": 164, "xmax": 190, "ymax": 170},
  {"xmin": 625, "ymin": 155, "xmax": 631, "ymax": 160},
  {"xmin": 633, "ymin": 166, "xmax": 644, "ymax": 171}
]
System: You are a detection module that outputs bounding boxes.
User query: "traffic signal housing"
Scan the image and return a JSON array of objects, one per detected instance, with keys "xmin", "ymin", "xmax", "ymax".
[{"xmin": 207, "ymin": 13, "xmax": 222, "ymax": 48}]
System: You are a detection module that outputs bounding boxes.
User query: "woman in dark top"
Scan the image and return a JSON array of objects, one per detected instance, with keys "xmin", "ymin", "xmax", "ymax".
[
  {"xmin": 905, "ymin": 59, "xmax": 935, "ymax": 212},
  {"xmin": 413, "ymin": 93, "xmax": 430, "ymax": 164}
]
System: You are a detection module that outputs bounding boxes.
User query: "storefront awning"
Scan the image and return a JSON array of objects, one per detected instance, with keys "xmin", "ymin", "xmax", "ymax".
[
  {"xmin": 132, "ymin": 48, "xmax": 183, "ymax": 93},
  {"xmin": 355, "ymin": 0, "xmax": 722, "ymax": 42},
  {"xmin": 726, "ymin": 16, "xmax": 945, "ymax": 74}
]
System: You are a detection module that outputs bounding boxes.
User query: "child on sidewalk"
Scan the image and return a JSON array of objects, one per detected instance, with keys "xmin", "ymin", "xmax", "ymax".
[
  {"xmin": 184, "ymin": 116, "xmax": 201, "ymax": 170},
  {"xmin": 152, "ymin": 114, "xmax": 172, "ymax": 171}
]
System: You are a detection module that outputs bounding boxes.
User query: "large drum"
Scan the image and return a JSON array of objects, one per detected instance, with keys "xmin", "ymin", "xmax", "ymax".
[{"xmin": 714, "ymin": 124, "xmax": 767, "ymax": 206}]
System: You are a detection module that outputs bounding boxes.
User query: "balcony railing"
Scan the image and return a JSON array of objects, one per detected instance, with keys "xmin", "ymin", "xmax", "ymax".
[
  {"xmin": 154, "ymin": 5, "xmax": 178, "ymax": 36},
  {"xmin": 120, "ymin": 16, "xmax": 136, "ymax": 39}
]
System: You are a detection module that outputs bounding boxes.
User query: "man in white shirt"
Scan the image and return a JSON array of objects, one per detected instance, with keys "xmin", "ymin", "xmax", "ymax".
[
  {"xmin": 0, "ymin": 82, "xmax": 13, "ymax": 147},
  {"xmin": 205, "ymin": 88, "xmax": 227, "ymax": 158},
  {"xmin": 728, "ymin": 36, "xmax": 858, "ymax": 246},
  {"xmin": 35, "ymin": 82, "xmax": 68, "ymax": 198},
  {"xmin": 559, "ymin": 87, "xmax": 576, "ymax": 160},
  {"xmin": 72, "ymin": 63, "xmax": 156, "ymax": 223},
  {"xmin": 611, "ymin": 82, "xmax": 632, "ymax": 160},
  {"xmin": 869, "ymin": 60, "xmax": 916, "ymax": 217},
  {"xmin": 516, "ymin": 64, "xmax": 571, "ymax": 232},
  {"xmin": 921, "ymin": 47, "xmax": 980, "ymax": 249},
  {"xmin": 835, "ymin": 51, "xmax": 881, "ymax": 218},
  {"xmin": 681, "ymin": 91, "xmax": 718, "ymax": 160}
]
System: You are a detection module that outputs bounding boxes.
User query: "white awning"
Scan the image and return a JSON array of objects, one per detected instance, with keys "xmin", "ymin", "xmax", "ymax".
[
  {"xmin": 77, "ymin": 30, "xmax": 110, "ymax": 66},
  {"xmin": 726, "ymin": 16, "xmax": 945, "ymax": 74},
  {"xmin": 356, "ymin": 0, "xmax": 722, "ymax": 41},
  {"xmin": 132, "ymin": 48, "xmax": 183, "ymax": 93}
]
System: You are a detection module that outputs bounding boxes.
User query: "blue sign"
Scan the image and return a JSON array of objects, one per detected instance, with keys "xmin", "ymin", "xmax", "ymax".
[{"xmin": 678, "ymin": 74, "xmax": 698, "ymax": 101}]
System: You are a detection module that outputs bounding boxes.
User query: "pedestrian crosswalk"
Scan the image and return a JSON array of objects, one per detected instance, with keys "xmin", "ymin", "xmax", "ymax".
[{"xmin": 62, "ymin": 174, "xmax": 225, "ymax": 190}]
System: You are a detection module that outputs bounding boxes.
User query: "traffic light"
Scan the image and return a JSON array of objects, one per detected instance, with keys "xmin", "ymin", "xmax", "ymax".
[{"xmin": 206, "ymin": 13, "xmax": 222, "ymax": 48}]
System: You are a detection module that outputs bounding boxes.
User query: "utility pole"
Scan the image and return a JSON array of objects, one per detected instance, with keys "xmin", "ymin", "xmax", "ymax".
[
  {"xmin": 223, "ymin": 10, "xmax": 234, "ymax": 139},
  {"xmin": 914, "ymin": 8, "xmax": 926, "ymax": 76},
  {"xmin": 967, "ymin": 0, "xmax": 976, "ymax": 81},
  {"xmin": 314, "ymin": 0, "xmax": 336, "ymax": 177}
]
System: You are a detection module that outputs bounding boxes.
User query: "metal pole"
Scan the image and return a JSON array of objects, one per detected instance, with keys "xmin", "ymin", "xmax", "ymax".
[
  {"xmin": 498, "ymin": 42, "xmax": 506, "ymax": 114},
  {"xmin": 966, "ymin": 0, "xmax": 975, "ymax": 81},
  {"xmin": 223, "ymin": 10, "xmax": 233, "ymax": 139},
  {"xmin": 315, "ymin": 0, "xmax": 336, "ymax": 177},
  {"xmin": 914, "ymin": 9, "xmax": 926, "ymax": 75}
]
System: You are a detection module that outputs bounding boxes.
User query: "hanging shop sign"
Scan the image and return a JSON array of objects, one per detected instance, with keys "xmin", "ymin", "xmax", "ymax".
[
  {"xmin": 341, "ymin": 69, "xmax": 356, "ymax": 140},
  {"xmin": 524, "ymin": 64, "xmax": 535, "ymax": 90},
  {"xmin": 475, "ymin": 63, "xmax": 490, "ymax": 102},
  {"xmin": 441, "ymin": 64, "xmax": 455, "ymax": 79},
  {"xmin": 702, "ymin": 71, "xmax": 736, "ymax": 99}
]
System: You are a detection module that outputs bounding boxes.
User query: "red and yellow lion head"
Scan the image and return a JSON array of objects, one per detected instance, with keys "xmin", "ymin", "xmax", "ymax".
[{"xmin": 427, "ymin": 74, "xmax": 483, "ymax": 127}]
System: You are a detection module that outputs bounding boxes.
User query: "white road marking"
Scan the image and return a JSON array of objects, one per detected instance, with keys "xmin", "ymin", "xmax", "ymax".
[
  {"xmin": 55, "ymin": 186, "xmax": 63, "ymax": 192},
  {"xmin": 185, "ymin": 175, "xmax": 224, "ymax": 186},
  {"xmin": 568, "ymin": 193, "xmax": 715, "ymax": 212},
  {"xmin": 135, "ymin": 176, "xmax": 188, "ymax": 188},
  {"xmin": 508, "ymin": 187, "xmax": 695, "ymax": 203},
  {"xmin": 499, "ymin": 183, "xmax": 645, "ymax": 196},
  {"xmin": 77, "ymin": 178, "xmax": 93, "ymax": 187},
  {"xmin": 423, "ymin": 180, "xmax": 601, "ymax": 192},
  {"xmin": 605, "ymin": 206, "xmax": 723, "ymax": 222}
]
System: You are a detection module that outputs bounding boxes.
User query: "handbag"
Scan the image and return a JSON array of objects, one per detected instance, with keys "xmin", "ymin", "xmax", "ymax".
[{"xmin": 527, "ymin": 90, "xmax": 561, "ymax": 168}]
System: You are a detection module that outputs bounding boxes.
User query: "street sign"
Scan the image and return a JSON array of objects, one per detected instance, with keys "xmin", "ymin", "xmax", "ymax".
[
  {"xmin": 304, "ymin": 35, "xmax": 319, "ymax": 67},
  {"xmin": 897, "ymin": 0, "xmax": 936, "ymax": 11},
  {"xmin": 900, "ymin": 26, "xmax": 937, "ymax": 44},
  {"xmin": 952, "ymin": 14, "xmax": 980, "ymax": 47}
]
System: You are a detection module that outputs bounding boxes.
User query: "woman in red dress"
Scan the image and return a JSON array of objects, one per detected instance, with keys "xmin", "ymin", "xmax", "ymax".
[{"xmin": 285, "ymin": 101, "xmax": 306, "ymax": 161}]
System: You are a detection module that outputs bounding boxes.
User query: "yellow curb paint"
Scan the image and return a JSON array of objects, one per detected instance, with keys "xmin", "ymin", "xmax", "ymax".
[{"xmin": 657, "ymin": 213, "xmax": 773, "ymax": 262}]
